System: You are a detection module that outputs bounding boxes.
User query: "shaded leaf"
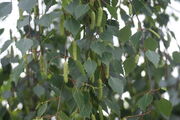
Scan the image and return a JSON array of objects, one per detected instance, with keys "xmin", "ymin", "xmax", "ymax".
[
  {"xmin": 0, "ymin": 28, "xmax": 4, "ymax": 36},
  {"xmin": 144, "ymin": 37, "xmax": 158, "ymax": 51},
  {"xmin": 0, "ymin": 2, "xmax": 12, "ymax": 18},
  {"xmin": 124, "ymin": 56, "xmax": 136, "ymax": 75},
  {"xmin": 33, "ymin": 85, "xmax": 45, "ymax": 97},
  {"xmin": 37, "ymin": 103, "xmax": 47, "ymax": 117},
  {"xmin": 173, "ymin": 51, "xmax": 180, "ymax": 63},
  {"xmin": 118, "ymin": 25, "xmax": 131, "ymax": 43},
  {"xmin": 16, "ymin": 39, "xmax": 33, "ymax": 55},
  {"xmin": 73, "ymin": 89, "xmax": 92, "ymax": 117},
  {"xmin": 145, "ymin": 50, "xmax": 160, "ymax": 67},
  {"xmin": 74, "ymin": 4, "xmax": 90, "ymax": 19},
  {"xmin": 64, "ymin": 18, "xmax": 80, "ymax": 37},
  {"xmin": 108, "ymin": 76, "xmax": 125, "ymax": 94},
  {"xmin": 84, "ymin": 60, "xmax": 97, "ymax": 77},
  {"xmin": 137, "ymin": 94, "xmax": 153, "ymax": 111},
  {"xmin": 17, "ymin": 16, "xmax": 31, "ymax": 29},
  {"xmin": 155, "ymin": 98, "xmax": 172, "ymax": 117},
  {"xmin": 1, "ymin": 40, "xmax": 12, "ymax": 53},
  {"xmin": 18, "ymin": 0, "xmax": 37, "ymax": 13},
  {"xmin": 36, "ymin": 11, "xmax": 59, "ymax": 27},
  {"xmin": 130, "ymin": 31, "xmax": 142, "ymax": 46}
]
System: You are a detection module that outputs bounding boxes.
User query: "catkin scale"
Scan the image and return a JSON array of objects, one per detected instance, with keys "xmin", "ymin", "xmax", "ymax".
[
  {"xmin": 97, "ymin": 7, "xmax": 103, "ymax": 27},
  {"xmin": 98, "ymin": 78, "xmax": 103, "ymax": 100},
  {"xmin": 90, "ymin": 11, "xmax": 96, "ymax": 30},
  {"xmin": 72, "ymin": 41, "xmax": 77, "ymax": 60},
  {"xmin": 63, "ymin": 61, "xmax": 69, "ymax": 83}
]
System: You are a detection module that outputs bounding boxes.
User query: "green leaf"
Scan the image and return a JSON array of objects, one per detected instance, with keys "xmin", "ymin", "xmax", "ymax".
[
  {"xmin": 124, "ymin": 56, "xmax": 136, "ymax": 75},
  {"xmin": 11, "ymin": 61, "xmax": 25, "ymax": 84},
  {"xmin": 130, "ymin": 31, "xmax": 142, "ymax": 46},
  {"xmin": 108, "ymin": 76, "xmax": 125, "ymax": 95},
  {"xmin": 137, "ymin": 94, "xmax": 153, "ymax": 111},
  {"xmin": 59, "ymin": 111, "xmax": 70, "ymax": 120},
  {"xmin": 144, "ymin": 37, "xmax": 158, "ymax": 51},
  {"xmin": 155, "ymin": 98, "xmax": 172, "ymax": 117},
  {"xmin": 73, "ymin": 89, "xmax": 92, "ymax": 117},
  {"xmin": 1, "ymin": 40, "xmax": 13, "ymax": 53},
  {"xmin": 64, "ymin": 0, "xmax": 79, "ymax": 15},
  {"xmin": 74, "ymin": 4, "xmax": 90, "ymax": 19},
  {"xmin": 44, "ymin": 0, "xmax": 57, "ymax": 12},
  {"xmin": 100, "ymin": 31, "xmax": 113, "ymax": 43},
  {"xmin": 0, "ymin": 28, "xmax": 4, "ymax": 36},
  {"xmin": 36, "ymin": 11, "xmax": 59, "ymax": 27},
  {"xmin": 112, "ymin": 0, "xmax": 118, "ymax": 7},
  {"xmin": 111, "ymin": 47, "xmax": 123, "ymax": 60},
  {"xmin": 0, "ymin": 2, "xmax": 12, "ymax": 18},
  {"xmin": 145, "ymin": 50, "xmax": 160, "ymax": 67},
  {"xmin": 64, "ymin": 1, "xmax": 89, "ymax": 20},
  {"xmin": 18, "ymin": 0, "xmax": 37, "ymax": 13},
  {"xmin": 33, "ymin": 85, "xmax": 45, "ymax": 97},
  {"xmin": 105, "ymin": 98, "xmax": 120, "ymax": 115},
  {"xmin": 107, "ymin": 5, "xmax": 118, "ymax": 19},
  {"xmin": 173, "ymin": 51, "xmax": 180, "ymax": 63},
  {"xmin": 84, "ymin": 60, "xmax": 97, "ymax": 77},
  {"xmin": 64, "ymin": 18, "xmax": 80, "ymax": 37},
  {"xmin": 16, "ymin": 39, "xmax": 33, "ymax": 55},
  {"xmin": 37, "ymin": 103, "xmax": 47, "ymax": 117},
  {"xmin": 17, "ymin": 16, "xmax": 31, "ymax": 29},
  {"xmin": 118, "ymin": 25, "xmax": 131, "ymax": 43},
  {"xmin": 90, "ymin": 41, "xmax": 106, "ymax": 56},
  {"xmin": 101, "ymin": 52, "xmax": 113, "ymax": 65},
  {"xmin": 110, "ymin": 60, "xmax": 124, "ymax": 77},
  {"xmin": 69, "ymin": 59, "xmax": 87, "ymax": 86}
]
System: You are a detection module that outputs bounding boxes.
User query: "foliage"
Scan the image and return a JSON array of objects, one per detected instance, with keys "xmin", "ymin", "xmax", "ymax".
[{"xmin": 0, "ymin": 0, "xmax": 180, "ymax": 120}]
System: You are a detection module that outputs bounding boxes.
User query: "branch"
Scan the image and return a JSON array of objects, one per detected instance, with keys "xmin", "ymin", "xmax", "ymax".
[
  {"xmin": 133, "ymin": 88, "xmax": 160, "ymax": 98},
  {"xmin": 123, "ymin": 110, "xmax": 151, "ymax": 119},
  {"xmin": 168, "ymin": 5, "xmax": 180, "ymax": 13}
]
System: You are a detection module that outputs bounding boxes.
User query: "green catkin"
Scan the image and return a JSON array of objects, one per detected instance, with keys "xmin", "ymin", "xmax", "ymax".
[
  {"xmin": 96, "ymin": 7, "xmax": 103, "ymax": 27},
  {"xmin": 90, "ymin": 74, "xmax": 95, "ymax": 83},
  {"xmin": 72, "ymin": 41, "xmax": 77, "ymax": 60},
  {"xmin": 63, "ymin": 61, "xmax": 69, "ymax": 83},
  {"xmin": 99, "ymin": 27, "xmax": 103, "ymax": 33},
  {"xmin": 98, "ymin": 78, "xmax": 103, "ymax": 100},
  {"xmin": 90, "ymin": 11, "xmax": 96, "ymax": 30},
  {"xmin": 59, "ymin": 14, "xmax": 65, "ymax": 36},
  {"xmin": 39, "ymin": 55, "xmax": 47, "ymax": 78},
  {"xmin": 90, "ymin": 0, "xmax": 95, "ymax": 6},
  {"xmin": 98, "ymin": 106, "xmax": 104, "ymax": 120},
  {"xmin": 91, "ymin": 114, "xmax": 96, "ymax": 120},
  {"xmin": 105, "ymin": 65, "xmax": 109, "ymax": 79}
]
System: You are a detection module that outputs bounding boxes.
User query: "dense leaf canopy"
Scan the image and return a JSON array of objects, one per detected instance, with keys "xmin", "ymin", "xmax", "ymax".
[{"xmin": 0, "ymin": 0, "xmax": 180, "ymax": 120}]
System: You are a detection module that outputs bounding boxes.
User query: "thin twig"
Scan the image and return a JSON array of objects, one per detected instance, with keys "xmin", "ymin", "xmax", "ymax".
[
  {"xmin": 123, "ymin": 110, "xmax": 151, "ymax": 119},
  {"xmin": 133, "ymin": 88, "xmax": 160, "ymax": 98},
  {"xmin": 168, "ymin": 5, "xmax": 180, "ymax": 13}
]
